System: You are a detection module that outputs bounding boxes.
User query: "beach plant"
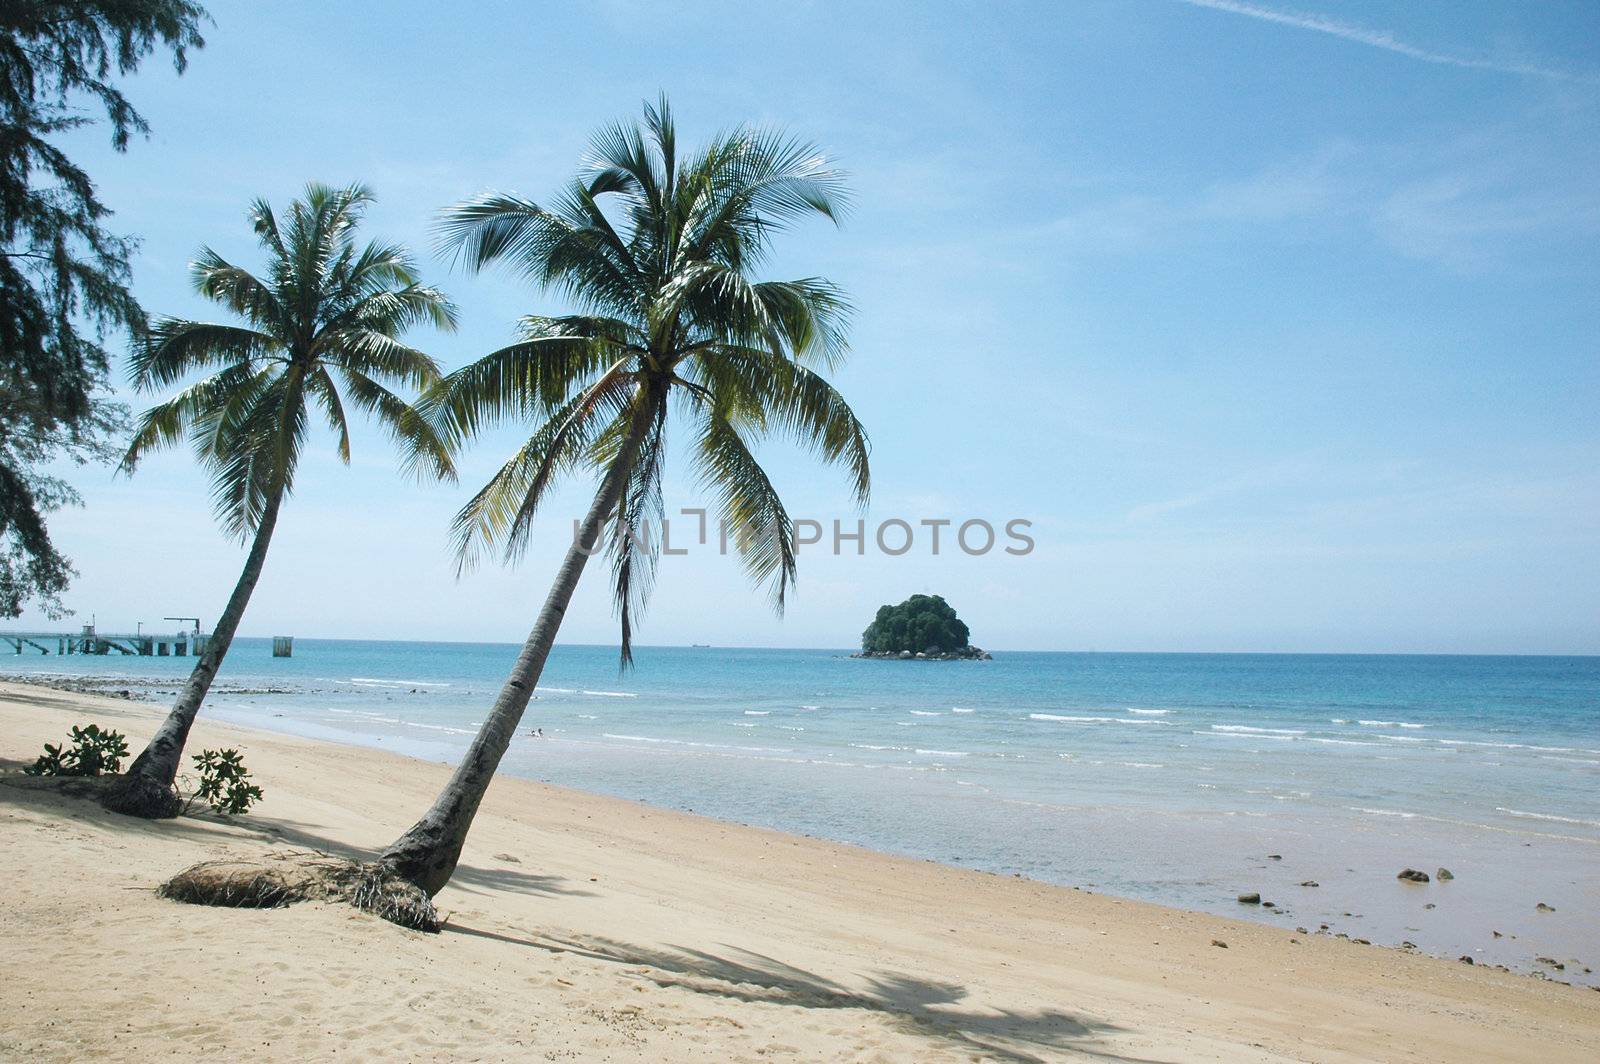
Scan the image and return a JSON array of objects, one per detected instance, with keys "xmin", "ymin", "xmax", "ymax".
[
  {"xmin": 102, "ymin": 184, "xmax": 456, "ymax": 818},
  {"xmin": 376, "ymin": 97, "xmax": 869, "ymax": 899},
  {"xmin": 188, "ymin": 748, "xmax": 263, "ymax": 815},
  {"xmin": 24, "ymin": 724, "xmax": 130, "ymax": 777}
]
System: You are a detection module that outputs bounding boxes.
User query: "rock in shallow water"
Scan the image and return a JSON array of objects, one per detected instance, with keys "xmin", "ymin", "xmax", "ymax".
[
  {"xmin": 1436, "ymin": 867, "xmax": 1454, "ymax": 880},
  {"xmin": 1237, "ymin": 892, "xmax": 1261, "ymax": 904},
  {"xmin": 1397, "ymin": 868, "xmax": 1431, "ymax": 883}
]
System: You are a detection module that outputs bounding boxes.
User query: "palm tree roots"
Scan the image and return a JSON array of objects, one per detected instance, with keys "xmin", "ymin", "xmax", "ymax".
[
  {"xmin": 102, "ymin": 772, "xmax": 183, "ymax": 819},
  {"xmin": 158, "ymin": 851, "xmax": 439, "ymax": 932}
]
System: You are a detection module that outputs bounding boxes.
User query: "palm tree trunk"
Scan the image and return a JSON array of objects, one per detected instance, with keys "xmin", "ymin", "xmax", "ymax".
[
  {"xmin": 104, "ymin": 484, "xmax": 287, "ymax": 817},
  {"xmin": 378, "ymin": 411, "xmax": 649, "ymax": 896}
]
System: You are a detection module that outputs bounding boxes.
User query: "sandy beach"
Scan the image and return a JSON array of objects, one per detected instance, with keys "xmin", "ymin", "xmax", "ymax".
[{"xmin": 1, "ymin": 679, "xmax": 1595, "ymax": 1062}]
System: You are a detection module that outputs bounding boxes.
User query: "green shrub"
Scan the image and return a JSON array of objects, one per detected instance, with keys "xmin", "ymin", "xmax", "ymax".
[
  {"xmin": 190, "ymin": 748, "xmax": 263, "ymax": 815},
  {"xmin": 23, "ymin": 724, "xmax": 130, "ymax": 777}
]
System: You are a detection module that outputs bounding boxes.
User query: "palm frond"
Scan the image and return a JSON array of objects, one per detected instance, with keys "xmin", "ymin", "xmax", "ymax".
[
  {"xmin": 191, "ymin": 250, "xmax": 287, "ymax": 333},
  {"xmin": 121, "ymin": 362, "xmax": 263, "ymax": 471},
  {"xmin": 436, "ymin": 192, "xmax": 642, "ymax": 316},
  {"xmin": 422, "ymin": 319, "xmax": 633, "ymax": 446},
  {"xmin": 127, "ymin": 319, "xmax": 276, "ymax": 392},
  {"xmin": 335, "ymin": 367, "xmax": 455, "ymax": 482},
  {"xmin": 693, "ymin": 411, "xmax": 798, "ymax": 612},
  {"xmin": 322, "ymin": 330, "xmax": 443, "ymax": 392},
  {"xmin": 608, "ymin": 394, "xmax": 669, "ymax": 665},
  {"xmin": 307, "ymin": 368, "xmax": 351, "ymax": 464},
  {"xmin": 447, "ymin": 372, "xmax": 634, "ymax": 571},
  {"xmin": 199, "ymin": 370, "xmax": 303, "ymax": 540},
  {"xmin": 689, "ymin": 345, "xmax": 869, "ymax": 505}
]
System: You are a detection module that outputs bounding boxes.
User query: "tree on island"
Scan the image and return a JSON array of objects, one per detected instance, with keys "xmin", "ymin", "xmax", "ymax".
[
  {"xmin": 861, "ymin": 594, "xmax": 972, "ymax": 655},
  {"xmin": 104, "ymin": 184, "xmax": 456, "ymax": 818}
]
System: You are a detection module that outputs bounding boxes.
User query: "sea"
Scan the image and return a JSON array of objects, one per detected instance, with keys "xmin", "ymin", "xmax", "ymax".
[{"xmin": 4, "ymin": 641, "xmax": 1597, "ymax": 984}]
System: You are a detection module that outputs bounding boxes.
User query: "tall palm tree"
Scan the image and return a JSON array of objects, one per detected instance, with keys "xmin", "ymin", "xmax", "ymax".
[
  {"xmin": 377, "ymin": 99, "xmax": 869, "ymax": 896},
  {"xmin": 104, "ymin": 183, "xmax": 457, "ymax": 817}
]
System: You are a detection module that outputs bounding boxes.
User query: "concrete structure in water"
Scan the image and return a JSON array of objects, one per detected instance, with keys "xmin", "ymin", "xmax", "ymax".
[
  {"xmin": 4, "ymin": 620, "xmax": 296, "ymax": 658},
  {"xmin": 0, "ymin": 621, "xmax": 217, "ymax": 657}
]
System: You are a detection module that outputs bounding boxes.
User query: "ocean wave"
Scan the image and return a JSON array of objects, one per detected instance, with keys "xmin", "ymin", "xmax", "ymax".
[
  {"xmin": 914, "ymin": 749, "xmax": 969, "ymax": 757},
  {"xmin": 1356, "ymin": 719, "xmax": 1426, "ymax": 728},
  {"xmin": 1304, "ymin": 737, "xmax": 1382, "ymax": 747},
  {"xmin": 1127, "ymin": 708, "xmax": 1170, "ymax": 716},
  {"xmin": 1196, "ymin": 729, "xmax": 1296, "ymax": 741},
  {"xmin": 600, "ymin": 733, "xmax": 788, "ymax": 754},
  {"xmin": 1496, "ymin": 808, "xmax": 1600, "ymax": 828},
  {"xmin": 909, "ymin": 710, "xmax": 941, "ymax": 716},
  {"xmin": 1379, "ymin": 734, "xmax": 1427, "ymax": 743},
  {"xmin": 537, "ymin": 686, "xmax": 577, "ymax": 694},
  {"xmin": 1029, "ymin": 713, "xmax": 1171, "ymax": 726},
  {"xmin": 744, "ymin": 710, "xmax": 770, "ymax": 716},
  {"xmin": 800, "ymin": 704, "xmax": 821, "ymax": 710},
  {"xmin": 850, "ymin": 743, "xmax": 910, "ymax": 751},
  {"xmin": 730, "ymin": 722, "xmax": 756, "ymax": 728},
  {"xmin": 1119, "ymin": 761, "xmax": 1164, "ymax": 768},
  {"xmin": 349, "ymin": 677, "xmax": 449, "ymax": 688},
  {"xmin": 1437, "ymin": 739, "xmax": 1577, "ymax": 753},
  {"xmin": 1348, "ymin": 806, "xmax": 1417, "ymax": 819},
  {"xmin": 951, "ymin": 707, "xmax": 976, "ymax": 714},
  {"xmin": 576, "ymin": 714, "xmax": 599, "ymax": 720},
  {"xmin": 1211, "ymin": 725, "xmax": 1305, "ymax": 735},
  {"xmin": 582, "ymin": 689, "xmax": 637, "ymax": 698},
  {"xmin": 403, "ymin": 721, "xmax": 473, "ymax": 735}
]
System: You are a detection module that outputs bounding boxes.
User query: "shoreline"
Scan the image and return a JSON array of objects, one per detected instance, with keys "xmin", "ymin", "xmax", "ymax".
[
  {"xmin": 2, "ymin": 679, "xmax": 1597, "ymax": 1061},
  {"xmin": 4, "ymin": 668, "xmax": 1599, "ymax": 987}
]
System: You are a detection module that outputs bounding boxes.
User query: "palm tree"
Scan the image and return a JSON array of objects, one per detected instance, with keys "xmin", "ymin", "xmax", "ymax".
[
  {"xmin": 104, "ymin": 183, "xmax": 457, "ymax": 817},
  {"xmin": 376, "ymin": 99, "xmax": 869, "ymax": 896}
]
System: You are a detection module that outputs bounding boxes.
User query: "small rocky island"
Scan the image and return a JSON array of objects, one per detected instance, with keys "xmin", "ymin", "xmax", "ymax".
[{"xmin": 852, "ymin": 594, "xmax": 992, "ymax": 660}]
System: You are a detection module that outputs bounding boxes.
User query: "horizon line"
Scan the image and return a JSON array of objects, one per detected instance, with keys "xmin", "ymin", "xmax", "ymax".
[{"xmin": 2, "ymin": 632, "xmax": 1586, "ymax": 659}]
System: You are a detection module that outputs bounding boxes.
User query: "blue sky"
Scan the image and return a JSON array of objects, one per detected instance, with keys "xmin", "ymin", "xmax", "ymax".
[{"xmin": 17, "ymin": 0, "xmax": 1600, "ymax": 652}]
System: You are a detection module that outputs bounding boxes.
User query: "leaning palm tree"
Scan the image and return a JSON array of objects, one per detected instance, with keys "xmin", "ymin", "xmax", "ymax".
[
  {"xmin": 376, "ymin": 99, "xmax": 869, "ymax": 897},
  {"xmin": 104, "ymin": 183, "xmax": 457, "ymax": 817}
]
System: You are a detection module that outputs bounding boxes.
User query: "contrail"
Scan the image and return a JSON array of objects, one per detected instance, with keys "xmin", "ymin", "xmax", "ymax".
[{"xmin": 1174, "ymin": 0, "xmax": 1575, "ymax": 81}]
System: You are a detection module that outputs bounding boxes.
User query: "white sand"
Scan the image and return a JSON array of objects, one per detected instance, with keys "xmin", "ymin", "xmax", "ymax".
[{"xmin": 2, "ymin": 680, "xmax": 1596, "ymax": 1062}]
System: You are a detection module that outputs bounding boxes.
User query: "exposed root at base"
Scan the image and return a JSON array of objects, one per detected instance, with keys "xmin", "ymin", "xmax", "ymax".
[
  {"xmin": 348, "ymin": 867, "xmax": 441, "ymax": 932},
  {"xmin": 159, "ymin": 852, "xmax": 439, "ymax": 932},
  {"xmin": 101, "ymin": 773, "xmax": 182, "ymax": 819}
]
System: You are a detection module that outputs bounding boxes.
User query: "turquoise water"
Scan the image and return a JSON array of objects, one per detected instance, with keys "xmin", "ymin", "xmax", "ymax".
[{"xmin": 5, "ymin": 641, "xmax": 1598, "ymax": 982}]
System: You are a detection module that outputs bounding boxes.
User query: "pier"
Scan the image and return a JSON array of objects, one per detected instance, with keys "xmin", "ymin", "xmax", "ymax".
[{"xmin": 2, "ymin": 621, "xmax": 211, "ymax": 657}]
